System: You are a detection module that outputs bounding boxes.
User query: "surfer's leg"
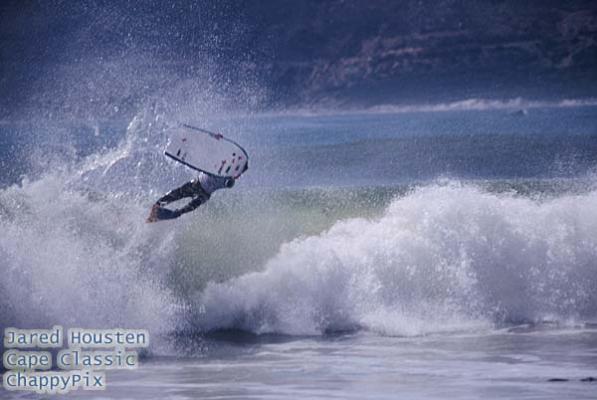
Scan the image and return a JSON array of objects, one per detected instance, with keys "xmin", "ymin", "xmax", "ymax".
[
  {"xmin": 148, "ymin": 181, "xmax": 196, "ymax": 222},
  {"xmin": 149, "ymin": 194, "xmax": 208, "ymax": 222},
  {"xmin": 148, "ymin": 181, "xmax": 209, "ymax": 222},
  {"xmin": 156, "ymin": 181, "xmax": 196, "ymax": 206},
  {"xmin": 154, "ymin": 207, "xmax": 180, "ymax": 220},
  {"xmin": 174, "ymin": 192, "xmax": 210, "ymax": 216}
]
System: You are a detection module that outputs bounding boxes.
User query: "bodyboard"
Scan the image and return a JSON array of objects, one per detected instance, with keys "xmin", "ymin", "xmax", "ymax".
[{"xmin": 164, "ymin": 124, "xmax": 249, "ymax": 178}]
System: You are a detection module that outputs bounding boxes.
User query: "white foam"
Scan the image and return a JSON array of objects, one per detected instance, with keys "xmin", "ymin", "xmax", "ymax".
[
  {"xmin": 256, "ymin": 97, "xmax": 597, "ymax": 117},
  {"xmin": 0, "ymin": 111, "xmax": 182, "ymax": 342},
  {"xmin": 367, "ymin": 97, "xmax": 597, "ymax": 113},
  {"xmin": 196, "ymin": 183, "xmax": 597, "ymax": 336},
  {"xmin": 0, "ymin": 172, "xmax": 177, "ymax": 334}
]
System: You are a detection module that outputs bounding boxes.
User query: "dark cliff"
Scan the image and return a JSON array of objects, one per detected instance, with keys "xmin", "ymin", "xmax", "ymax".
[{"xmin": 1, "ymin": 0, "xmax": 596, "ymax": 116}]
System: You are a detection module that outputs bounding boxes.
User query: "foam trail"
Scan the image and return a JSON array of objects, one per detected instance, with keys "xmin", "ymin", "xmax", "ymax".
[
  {"xmin": 195, "ymin": 183, "xmax": 597, "ymax": 336},
  {"xmin": 264, "ymin": 97, "xmax": 597, "ymax": 117},
  {"xmin": 367, "ymin": 97, "xmax": 597, "ymax": 114}
]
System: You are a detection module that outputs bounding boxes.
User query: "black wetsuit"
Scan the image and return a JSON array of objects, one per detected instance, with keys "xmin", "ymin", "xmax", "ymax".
[{"xmin": 154, "ymin": 172, "xmax": 232, "ymax": 220}]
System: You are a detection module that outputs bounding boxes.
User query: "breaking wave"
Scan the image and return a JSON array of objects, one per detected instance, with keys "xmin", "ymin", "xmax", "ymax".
[
  {"xmin": 194, "ymin": 183, "xmax": 597, "ymax": 336},
  {"xmin": 1, "ymin": 107, "xmax": 596, "ymax": 348}
]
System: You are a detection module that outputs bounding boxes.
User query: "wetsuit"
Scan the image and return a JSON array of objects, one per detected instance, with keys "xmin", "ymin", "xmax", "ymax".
[{"xmin": 153, "ymin": 172, "xmax": 234, "ymax": 220}]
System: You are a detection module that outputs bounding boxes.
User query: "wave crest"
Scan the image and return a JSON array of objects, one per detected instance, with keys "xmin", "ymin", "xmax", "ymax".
[{"xmin": 195, "ymin": 183, "xmax": 597, "ymax": 336}]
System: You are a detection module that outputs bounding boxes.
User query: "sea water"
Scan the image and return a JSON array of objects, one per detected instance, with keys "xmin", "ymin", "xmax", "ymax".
[{"xmin": 0, "ymin": 103, "xmax": 596, "ymax": 399}]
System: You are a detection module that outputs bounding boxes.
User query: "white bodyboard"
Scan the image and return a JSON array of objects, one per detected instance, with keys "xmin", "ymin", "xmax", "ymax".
[{"xmin": 164, "ymin": 124, "xmax": 249, "ymax": 178}]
